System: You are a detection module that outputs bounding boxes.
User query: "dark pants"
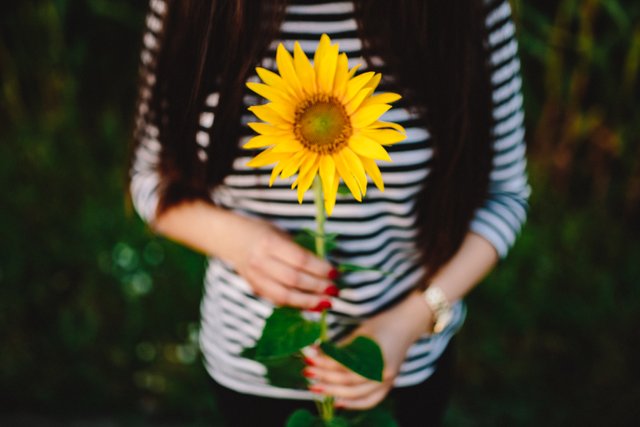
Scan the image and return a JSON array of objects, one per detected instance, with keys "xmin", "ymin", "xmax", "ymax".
[{"xmin": 210, "ymin": 341, "xmax": 455, "ymax": 427}]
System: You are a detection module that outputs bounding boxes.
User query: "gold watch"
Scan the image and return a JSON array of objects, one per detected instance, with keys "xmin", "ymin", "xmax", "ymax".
[{"xmin": 422, "ymin": 286, "xmax": 453, "ymax": 334}]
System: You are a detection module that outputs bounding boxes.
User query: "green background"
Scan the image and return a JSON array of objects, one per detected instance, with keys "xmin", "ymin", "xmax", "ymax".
[{"xmin": 1, "ymin": 0, "xmax": 639, "ymax": 425}]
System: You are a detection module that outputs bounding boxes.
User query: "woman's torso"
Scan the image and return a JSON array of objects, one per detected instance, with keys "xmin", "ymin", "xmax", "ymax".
[{"xmin": 197, "ymin": 0, "xmax": 465, "ymax": 399}]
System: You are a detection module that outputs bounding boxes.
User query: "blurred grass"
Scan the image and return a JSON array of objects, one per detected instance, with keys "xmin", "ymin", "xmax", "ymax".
[{"xmin": 0, "ymin": 0, "xmax": 639, "ymax": 425}]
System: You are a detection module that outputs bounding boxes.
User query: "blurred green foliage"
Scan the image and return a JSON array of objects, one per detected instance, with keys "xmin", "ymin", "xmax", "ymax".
[{"xmin": 1, "ymin": 0, "xmax": 639, "ymax": 425}]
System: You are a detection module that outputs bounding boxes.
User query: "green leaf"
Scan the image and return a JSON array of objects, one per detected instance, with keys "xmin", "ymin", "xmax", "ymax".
[
  {"xmin": 325, "ymin": 416, "xmax": 350, "ymax": 427},
  {"xmin": 285, "ymin": 409, "xmax": 322, "ymax": 427},
  {"xmin": 294, "ymin": 229, "xmax": 316, "ymax": 253},
  {"xmin": 337, "ymin": 183, "xmax": 351, "ymax": 196},
  {"xmin": 253, "ymin": 307, "xmax": 321, "ymax": 360},
  {"xmin": 240, "ymin": 345, "xmax": 257, "ymax": 359},
  {"xmin": 338, "ymin": 263, "xmax": 391, "ymax": 276},
  {"xmin": 294, "ymin": 228, "xmax": 338, "ymax": 255},
  {"xmin": 320, "ymin": 336, "xmax": 384, "ymax": 382},
  {"xmin": 324, "ymin": 233, "xmax": 338, "ymax": 254},
  {"xmin": 263, "ymin": 353, "xmax": 308, "ymax": 389}
]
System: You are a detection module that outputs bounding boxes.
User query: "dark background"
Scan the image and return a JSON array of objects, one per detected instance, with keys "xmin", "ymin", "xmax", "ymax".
[{"xmin": 1, "ymin": 0, "xmax": 639, "ymax": 425}]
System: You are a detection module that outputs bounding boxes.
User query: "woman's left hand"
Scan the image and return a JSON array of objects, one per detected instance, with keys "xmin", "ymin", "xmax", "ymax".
[{"xmin": 304, "ymin": 290, "xmax": 434, "ymax": 410}]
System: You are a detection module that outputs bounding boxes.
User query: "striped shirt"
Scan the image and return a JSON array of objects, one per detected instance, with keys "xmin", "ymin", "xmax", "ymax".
[{"xmin": 130, "ymin": 0, "xmax": 530, "ymax": 400}]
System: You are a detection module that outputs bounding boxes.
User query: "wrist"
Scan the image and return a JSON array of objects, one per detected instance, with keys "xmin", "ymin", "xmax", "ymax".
[
  {"xmin": 362, "ymin": 290, "xmax": 434, "ymax": 347},
  {"xmin": 398, "ymin": 290, "xmax": 437, "ymax": 341}
]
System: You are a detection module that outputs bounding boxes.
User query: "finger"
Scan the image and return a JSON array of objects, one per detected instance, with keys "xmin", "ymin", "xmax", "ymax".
[
  {"xmin": 304, "ymin": 366, "xmax": 367, "ymax": 386},
  {"xmin": 310, "ymin": 379, "xmax": 382, "ymax": 401},
  {"xmin": 305, "ymin": 352, "xmax": 350, "ymax": 373},
  {"xmin": 260, "ymin": 255, "xmax": 334, "ymax": 295},
  {"xmin": 246, "ymin": 270, "xmax": 328, "ymax": 310},
  {"xmin": 335, "ymin": 388, "xmax": 389, "ymax": 410},
  {"xmin": 268, "ymin": 234, "xmax": 334, "ymax": 279}
]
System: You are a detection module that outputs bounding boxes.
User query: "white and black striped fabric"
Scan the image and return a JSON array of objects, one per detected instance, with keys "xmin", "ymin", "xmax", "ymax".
[{"xmin": 130, "ymin": 0, "xmax": 530, "ymax": 400}]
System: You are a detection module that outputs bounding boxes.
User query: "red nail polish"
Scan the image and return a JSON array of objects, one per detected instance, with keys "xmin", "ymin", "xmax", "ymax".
[
  {"xmin": 310, "ymin": 300, "xmax": 332, "ymax": 312},
  {"xmin": 328, "ymin": 268, "xmax": 340, "ymax": 280},
  {"xmin": 309, "ymin": 385, "xmax": 324, "ymax": 393},
  {"xmin": 302, "ymin": 368, "xmax": 315, "ymax": 378},
  {"xmin": 303, "ymin": 357, "xmax": 315, "ymax": 366},
  {"xmin": 324, "ymin": 285, "xmax": 339, "ymax": 297}
]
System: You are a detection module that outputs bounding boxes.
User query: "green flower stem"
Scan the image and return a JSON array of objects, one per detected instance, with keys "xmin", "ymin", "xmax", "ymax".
[
  {"xmin": 312, "ymin": 176, "xmax": 334, "ymax": 423},
  {"xmin": 320, "ymin": 309, "xmax": 328, "ymax": 342},
  {"xmin": 313, "ymin": 176, "xmax": 326, "ymax": 259}
]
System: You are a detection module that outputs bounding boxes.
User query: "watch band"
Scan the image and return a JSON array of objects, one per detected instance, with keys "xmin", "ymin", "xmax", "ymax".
[{"xmin": 423, "ymin": 286, "xmax": 453, "ymax": 334}]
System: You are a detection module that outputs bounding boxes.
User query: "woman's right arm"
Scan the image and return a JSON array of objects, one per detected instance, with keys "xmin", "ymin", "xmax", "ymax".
[
  {"xmin": 151, "ymin": 201, "xmax": 338, "ymax": 310},
  {"xmin": 129, "ymin": 0, "xmax": 336, "ymax": 311}
]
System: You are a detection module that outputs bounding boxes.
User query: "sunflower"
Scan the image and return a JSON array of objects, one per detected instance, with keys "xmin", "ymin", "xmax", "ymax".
[{"xmin": 244, "ymin": 34, "xmax": 406, "ymax": 215}]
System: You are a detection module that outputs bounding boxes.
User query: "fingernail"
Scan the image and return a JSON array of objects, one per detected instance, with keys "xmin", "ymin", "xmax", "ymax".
[
  {"xmin": 302, "ymin": 368, "xmax": 315, "ymax": 378},
  {"xmin": 303, "ymin": 357, "xmax": 316, "ymax": 366},
  {"xmin": 328, "ymin": 268, "xmax": 340, "ymax": 280},
  {"xmin": 334, "ymin": 402, "xmax": 346, "ymax": 409},
  {"xmin": 309, "ymin": 385, "xmax": 324, "ymax": 393},
  {"xmin": 324, "ymin": 285, "xmax": 339, "ymax": 297},
  {"xmin": 309, "ymin": 300, "xmax": 332, "ymax": 312}
]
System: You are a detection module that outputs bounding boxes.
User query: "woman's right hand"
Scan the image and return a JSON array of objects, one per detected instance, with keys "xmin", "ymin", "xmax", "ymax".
[
  {"xmin": 153, "ymin": 200, "xmax": 338, "ymax": 311},
  {"xmin": 227, "ymin": 216, "xmax": 339, "ymax": 311}
]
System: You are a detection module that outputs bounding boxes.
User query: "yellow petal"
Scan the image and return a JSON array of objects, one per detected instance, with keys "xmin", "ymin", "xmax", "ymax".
[
  {"xmin": 348, "ymin": 134, "xmax": 392, "ymax": 161},
  {"xmin": 298, "ymin": 152, "xmax": 318, "ymax": 178},
  {"xmin": 370, "ymin": 120, "xmax": 406, "ymax": 134},
  {"xmin": 268, "ymin": 101, "xmax": 296, "ymax": 122},
  {"xmin": 276, "ymin": 43, "xmax": 304, "ymax": 99},
  {"xmin": 360, "ymin": 157, "xmax": 384, "ymax": 191},
  {"xmin": 269, "ymin": 161, "xmax": 286, "ymax": 186},
  {"xmin": 364, "ymin": 73, "xmax": 382, "ymax": 90},
  {"xmin": 324, "ymin": 171, "xmax": 340, "ymax": 216},
  {"xmin": 293, "ymin": 42, "xmax": 316, "ymax": 94},
  {"xmin": 347, "ymin": 64, "xmax": 361, "ymax": 80},
  {"xmin": 292, "ymin": 153, "xmax": 318, "ymax": 194},
  {"xmin": 314, "ymin": 34, "xmax": 332, "ymax": 76},
  {"xmin": 296, "ymin": 159, "xmax": 319, "ymax": 203},
  {"xmin": 333, "ymin": 53, "xmax": 350, "ymax": 98},
  {"xmin": 272, "ymin": 138, "xmax": 304, "ymax": 153},
  {"xmin": 243, "ymin": 135, "xmax": 281, "ymax": 149},
  {"xmin": 351, "ymin": 104, "xmax": 392, "ymax": 129},
  {"xmin": 317, "ymin": 44, "xmax": 339, "ymax": 94},
  {"xmin": 281, "ymin": 151, "xmax": 306, "ymax": 178},
  {"xmin": 319, "ymin": 155, "xmax": 335, "ymax": 198},
  {"xmin": 343, "ymin": 72, "xmax": 375, "ymax": 104},
  {"xmin": 361, "ymin": 129, "xmax": 407, "ymax": 145},
  {"xmin": 359, "ymin": 94, "xmax": 402, "ymax": 112},
  {"xmin": 333, "ymin": 150, "xmax": 362, "ymax": 202},
  {"xmin": 256, "ymin": 67, "xmax": 289, "ymax": 93},
  {"xmin": 339, "ymin": 148, "xmax": 368, "ymax": 197},
  {"xmin": 247, "ymin": 122, "xmax": 288, "ymax": 136},
  {"xmin": 361, "ymin": 92, "xmax": 402, "ymax": 108},
  {"xmin": 249, "ymin": 104, "xmax": 291, "ymax": 126},
  {"xmin": 345, "ymin": 87, "xmax": 374, "ymax": 116},
  {"xmin": 246, "ymin": 148, "xmax": 287, "ymax": 168},
  {"xmin": 246, "ymin": 82, "xmax": 291, "ymax": 104}
]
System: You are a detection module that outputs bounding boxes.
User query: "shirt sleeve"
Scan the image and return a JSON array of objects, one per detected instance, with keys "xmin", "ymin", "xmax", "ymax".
[
  {"xmin": 129, "ymin": 0, "xmax": 168, "ymax": 224},
  {"xmin": 469, "ymin": 0, "xmax": 531, "ymax": 258}
]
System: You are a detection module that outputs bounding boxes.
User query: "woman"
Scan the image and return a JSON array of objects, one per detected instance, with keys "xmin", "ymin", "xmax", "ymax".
[{"xmin": 130, "ymin": 0, "xmax": 529, "ymax": 425}]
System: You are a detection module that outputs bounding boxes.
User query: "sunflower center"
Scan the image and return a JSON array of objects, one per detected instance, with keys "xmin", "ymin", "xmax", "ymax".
[{"xmin": 294, "ymin": 95, "xmax": 352, "ymax": 155}]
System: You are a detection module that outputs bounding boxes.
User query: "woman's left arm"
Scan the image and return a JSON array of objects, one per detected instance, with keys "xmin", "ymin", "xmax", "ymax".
[
  {"xmin": 305, "ymin": 0, "xmax": 530, "ymax": 410},
  {"xmin": 305, "ymin": 233, "xmax": 499, "ymax": 409}
]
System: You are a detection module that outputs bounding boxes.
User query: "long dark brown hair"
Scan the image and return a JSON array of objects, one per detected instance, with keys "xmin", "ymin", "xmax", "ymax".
[{"xmin": 133, "ymin": 0, "xmax": 494, "ymax": 282}]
